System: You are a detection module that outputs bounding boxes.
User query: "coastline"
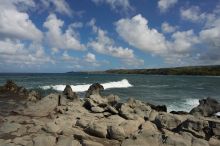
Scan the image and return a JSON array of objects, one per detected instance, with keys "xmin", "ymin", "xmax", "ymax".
[{"xmin": 0, "ymin": 80, "xmax": 219, "ymax": 146}]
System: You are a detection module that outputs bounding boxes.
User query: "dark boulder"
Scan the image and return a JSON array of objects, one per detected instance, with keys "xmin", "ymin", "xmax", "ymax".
[
  {"xmin": 63, "ymin": 85, "xmax": 78, "ymax": 100},
  {"xmin": 190, "ymin": 97, "xmax": 220, "ymax": 117},
  {"xmin": 0, "ymin": 80, "xmax": 28, "ymax": 97},
  {"xmin": 148, "ymin": 103, "xmax": 167, "ymax": 112},
  {"xmin": 170, "ymin": 111, "xmax": 188, "ymax": 115},
  {"xmin": 85, "ymin": 83, "xmax": 104, "ymax": 98}
]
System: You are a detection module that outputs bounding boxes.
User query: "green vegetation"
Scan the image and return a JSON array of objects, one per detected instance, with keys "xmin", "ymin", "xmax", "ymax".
[{"xmin": 105, "ymin": 65, "xmax": 220, "ymax": 76}]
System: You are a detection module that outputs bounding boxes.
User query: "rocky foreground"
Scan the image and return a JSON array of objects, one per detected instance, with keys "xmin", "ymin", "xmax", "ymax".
[{"xmin": 0, "ymin": 81, "xmax": 220, "ymax": 146}]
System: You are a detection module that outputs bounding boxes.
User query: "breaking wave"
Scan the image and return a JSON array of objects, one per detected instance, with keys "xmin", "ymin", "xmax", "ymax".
[
  {"xmin": 167, "ymin": 98, "xmax": 200, "ymax": 112},
  {"xmin": 40, "ymin": 79, "xmax": 133, "ymax": 92}
]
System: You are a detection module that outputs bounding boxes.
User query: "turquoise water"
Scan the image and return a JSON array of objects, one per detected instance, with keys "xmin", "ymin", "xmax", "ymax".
[{"xmin": 0, "ymin": 73, "xmax": 220, "ymax": 112}]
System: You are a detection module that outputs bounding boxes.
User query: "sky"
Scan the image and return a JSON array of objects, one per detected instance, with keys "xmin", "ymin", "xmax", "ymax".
[{"xmin": 0, "ymin": 0, "xmax": 220, "ymax": 73}]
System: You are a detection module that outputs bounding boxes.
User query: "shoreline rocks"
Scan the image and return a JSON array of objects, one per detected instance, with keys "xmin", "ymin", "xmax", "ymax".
[{"xmin": 0, "ymin": 81, "xmax": 219, "ymax": 146}]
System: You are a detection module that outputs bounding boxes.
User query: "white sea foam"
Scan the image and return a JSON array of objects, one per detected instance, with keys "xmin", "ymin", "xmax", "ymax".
[
  {"xmin": 167, "ymin": 98, "xmax": 200, "ymax": 112},
  {"xmin": 40, "ymin": 79, "xmax": 133, "ymax": 92},
  {"xmin": 215, "ymin": 112, "xmax": 220, "ymax": 116}
]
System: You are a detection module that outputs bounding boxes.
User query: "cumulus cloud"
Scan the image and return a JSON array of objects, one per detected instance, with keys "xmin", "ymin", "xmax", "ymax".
[
  {"xmin": 116, "ymin": 14, "xmax": 167, "ymax": 54},
  {"xmin": 44, "ymin": 14, "xmax": 85, "ymax": 51},
  {"xmin": 91, "ymin": 0, "xmax": 133, "ymax": 13},
  {"xmin": 88, "ymin": 19, "xmax": 144, "ymax": 67},
  {"xmin": 115, "ymin": 14, "xmax": 202, "ymax": 64},
  {"xmin": 0, "ymin": 39, "xmax": 53, "ymax": 65},
  {"xmin": 158, "ymin": 0, "xmax": 178, "ymax": 12},
  {"xmin": 39, "ymin": 0, "xmax": 72, "ymax": 16},
  {"xmin": 0, "ymin": 1, "xmax": 43, "ymax": 41},
  {"xmin": 161, "ymin": 22, "xmax": 177, "ymax": 33},
  {"xmin": 180, "ymin": 6, "xmax": 217, "ymax": 24}
]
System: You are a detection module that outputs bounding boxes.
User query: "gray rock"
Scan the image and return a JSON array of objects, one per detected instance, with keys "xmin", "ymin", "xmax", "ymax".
[
  {"xmin": 154, "ymin": 112, "xmax": 186, "ymax": 130},
  {"xmin": 15, "ymin": 94, "xmax": 59, "ymax": 117},
  {"xmin": 0, "ymin": 122, "xmax": 21, "ymax": 133},
  {"xmin": 108, "ymin": 125, "xmax": 126, "ymax": 140},
  {"xmin": 85, "ymin": 122, "xmax": 107, "ymax": 138},
  {"xmin": 63, "ymin": 85, "xmax": 78, "ymax": 100},
  {"xmin": 85, "ymin": 83, "xmax": 104, "ymax": 98},
  {"xmin": 57, "ymin": 136, "xmax": 82, "ymax": 146},
  {"xmin": 43, "ymin": 122, "xmax": 61, "ymax": 134},
  {"xmin": 82, "ymin": 140, "xmax": 103, "ymax": 146},
  {"xmin": 190, "ymin": 97, "xmax": 220, "ymax": 117},
  {"xmin": 119, "ymin": 98, "xmax": 151, "ymax": 120},
  {"xmin": 33, "ymin": 135, "xmax": 56, "ymax": 146},
  {"xmin": 91, "ymin": 106, "xmax": 105, "ymax": 113}
]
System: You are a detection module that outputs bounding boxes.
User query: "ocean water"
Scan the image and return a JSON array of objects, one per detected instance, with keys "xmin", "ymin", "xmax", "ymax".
[{"xmin": 0, "ymin": 73, "xmax": 220, "ymax": 112}]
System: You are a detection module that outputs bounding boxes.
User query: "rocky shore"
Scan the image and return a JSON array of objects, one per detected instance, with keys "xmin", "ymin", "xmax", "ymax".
[{"xmin": 0, "ymin": 80, "xmax": 220, "ymax": 146}]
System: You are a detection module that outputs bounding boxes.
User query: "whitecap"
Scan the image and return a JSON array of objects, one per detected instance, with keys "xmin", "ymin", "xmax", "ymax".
[
  {"xmin": 40, "ymin": 79, "xmax": 133, "ymax": 92},
  {"xmin": 167, "ymin": 98, "xmax": 200, "ymax": 112}
]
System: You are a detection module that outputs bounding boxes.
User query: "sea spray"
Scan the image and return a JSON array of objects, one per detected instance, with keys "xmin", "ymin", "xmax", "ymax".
[{"xmin": 40, "ymin": 79, "xmax": 133, "ymax": 92}]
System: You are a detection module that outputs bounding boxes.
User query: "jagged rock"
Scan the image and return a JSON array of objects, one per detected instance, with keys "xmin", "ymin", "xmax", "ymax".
[
  {"xmin": 154, "ymin": 112, "xmax": 186, "ymax": 130},
  {"xmin": 0, "ymin": 122, "xmax": 21, "ymax": 133},
  {"xmin": 82, "ymin": 140, "xmax": 104, "ymax": 146},
  {"xmin": 119, "ymin": 119, "xmax": 143, "ymax": 136},
  {"xmin": 148, "ymin": 103, "xmax": 167, "ymax": 112},
  {"xmin": 105, "ymin": 94, "xmax": 120, "ymax": 105},
  {"xmin": 190, "ymin": 97, "xmax": 220, "ymax": 117},
  {"xmin": 148, "ymin": 110, "xmax": 159, "ymax": 121},
  {"xmin": 63, "ymin": 85, "xmax": 78, "ymax": 100},
  {"xmin": 178, "ymin": 117, "xmax": 209, "ymax": 139},
  {"xmin": 85, "ymin": 122, "xmax": 107, "ymax": 138},
  {"xmin": 108, "ymin": 125, "xmax": 126, "ymax": 140},
  {"xmin": 106, "ymin": 105, "xmax": 118, "ymax": 114},
  {"xmin": 15, "ymin": 94, "xmax": 59, "ymax": 117},
  {"xmin": 59, "ymin": 95, "xmax": 68, "ymax": 106},
  {"xmin": 121, "ymin": 122, "xmax": 161, "ymax": 146},
  {"xmin": 0, "ymin": 80, "xmax": 28, "ymax": 96},
  {"xmin": 119, "ymin": 98, "xmax": 151, "ymax": 120},
  {"xmin": 27, "ymin": 90, "xmax": 41, "ymax": 102},
  {"xmin": 32, "ymin": 135, "xmax": 56, "ymax": 146},
  {"xmin": 85, "ymin": 83, "xmax": 104, "ymax": 98},
  {"xmin": 170, "ymin": 111, "xmax": 189, "ymax": 115}
]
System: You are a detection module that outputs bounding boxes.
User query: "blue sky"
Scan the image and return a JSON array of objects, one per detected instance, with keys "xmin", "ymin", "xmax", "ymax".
[{"xmin": 0, "ymin": 0, "xmax": 220, "ymax": 73}]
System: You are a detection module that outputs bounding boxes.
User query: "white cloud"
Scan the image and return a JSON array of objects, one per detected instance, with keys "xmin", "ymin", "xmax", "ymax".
[
  {"xmin": 39, "ymin": 0, "xmax": 72, "ymax": 16},
  {"xmin": 91, "ymin": 0, "xmax": 133, "ymax": 13},
  {"xmin": 158, "ymin": 0, "xmax": 178, "ymax": 12},
  {"xmin": 0, "ymin": 1, "xmax": 43, "ymax": 41},
  {"xmin": 115, "ymin": 12, "xmax": 220, "ymax": 65},
  {"xmin": 161, "ymin": 22, "xmax": 177, "ymax": 33},
  {"xmin": 85, "ymin": 53, "xmax": 96, "ymax": 63},
  {"xmin": 44, "ymin": 14, "xmax": 85, "ymax": 51},
  {"xmin": 180, "ymin": 6, "xmax": 216, "ymax": 24},
  {"xmin": 0, "ymin": 39, "xmax": 53, "ymax": 65},
  {"xmin": 115, "ymin": 14, "xmax": 167, "ymax": 54},
  {"xmin": 88, "ymin": 19, "xmax": 144, "ymax": 67}
]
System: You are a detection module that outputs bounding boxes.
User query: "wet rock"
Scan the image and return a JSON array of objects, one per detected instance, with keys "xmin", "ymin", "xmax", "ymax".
[
  {"xmin": 63, "ymin": 85, "xmax": 78, "ymax": 100},
  {"xmin": 85, "ymin": 83, "xmax": 104, "ymax": 98},
  {"xmin": 170, "ymin": 111, "xmax": 189, "ymax": 115},
  {"xmin": 148, "ymin": 103, "xmax": 167, "ymax": 112},
  {"xmin": 190, "ymin": 97, "xmax": 220, "ymax": 117}
]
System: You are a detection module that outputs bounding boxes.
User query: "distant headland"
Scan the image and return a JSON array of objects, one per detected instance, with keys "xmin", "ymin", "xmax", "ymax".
[{"xmin": 67, "ymin": 65, "xmax": 220, "ymax": 76}]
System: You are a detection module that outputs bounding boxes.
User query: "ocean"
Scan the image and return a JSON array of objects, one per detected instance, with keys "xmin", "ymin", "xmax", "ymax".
[{"xmin": 0, "ymin": 73, "xmax": 220, "ymax": 112}]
